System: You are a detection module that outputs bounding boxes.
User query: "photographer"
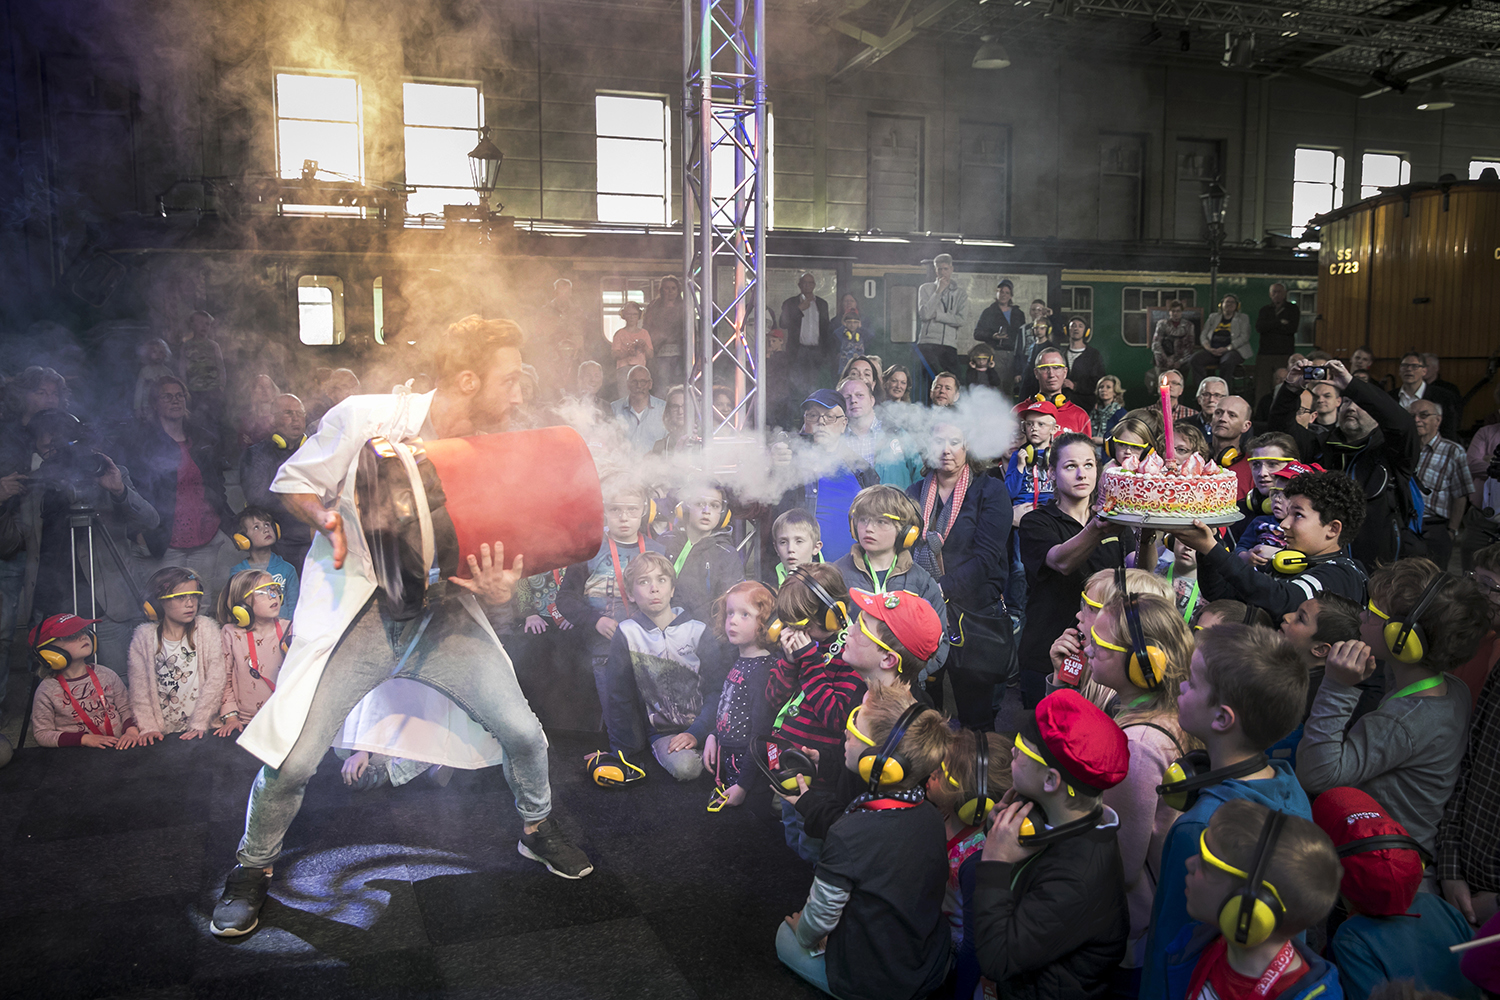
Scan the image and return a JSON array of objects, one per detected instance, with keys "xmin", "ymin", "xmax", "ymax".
[
  {"xmin": 122, "ymin": 375, "xmax": 238, "ymax": 602},
  {"xmin": 1271, "ymin": 358, "xmax": 1419, "ymax": 567},
  {"xmin": 7, "ymin": 409, "xmax": 157, "ymax": 670}
]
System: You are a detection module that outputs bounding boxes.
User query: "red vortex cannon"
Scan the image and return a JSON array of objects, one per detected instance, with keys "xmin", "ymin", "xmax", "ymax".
[{"xmin": 358, "ymin": 426, "xmax": 604, "ymax": 614}]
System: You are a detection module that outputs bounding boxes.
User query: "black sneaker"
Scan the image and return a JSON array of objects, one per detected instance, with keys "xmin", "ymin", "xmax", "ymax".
[
  {"xmin": 518, "ymin": 817, "xmax": 594, "ymax": 879},
  {"xmin": 210, "ymin": 865, "xmax": 271, "ymax": 937}
]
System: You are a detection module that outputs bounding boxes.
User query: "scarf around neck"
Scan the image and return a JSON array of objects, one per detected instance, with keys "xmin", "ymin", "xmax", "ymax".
[{"xmin": 920, "ymin": 464, "xmax": 971, "ymax": 542}]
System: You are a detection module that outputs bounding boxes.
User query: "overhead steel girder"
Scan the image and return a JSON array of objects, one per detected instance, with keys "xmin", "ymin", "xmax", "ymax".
[
  {"xmin": 1067, "ymin": 0, "xmax": 1500, "ymax": 55},
  {"xmin": 830, "ymin": 0, "xmax": 966, "ymax": 82}
]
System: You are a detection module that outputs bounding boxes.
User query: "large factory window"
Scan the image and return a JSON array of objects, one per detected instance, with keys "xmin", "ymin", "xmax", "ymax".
[
  {"xmin": 1360, "ymin": 152, "xmax": 1410, "ymax": 200},
  {"xmin": 298, "ymin": 276, "xmax": 346, "ymax": 346},
  {"xmin": 1060, "ymin": 286, "xmax": 1093, "ymax": 332},
  {"xmin": 1291, "ymin": 147, "xmax": 1345, "ymax": 233},
  {"xmin": 403, "ymin": 81, "xmax": 483, "ymax": 224},
  {"xmin": 1472, "ymin": 159, "xmax": 1500, "ymax": 179},
  {"xmin": 596, "ymin": 94, "xmax": 670, "ymax": 225},
  {"xmin": 275, "ymin": 72, "xmax": 364, "ymax": 216}
]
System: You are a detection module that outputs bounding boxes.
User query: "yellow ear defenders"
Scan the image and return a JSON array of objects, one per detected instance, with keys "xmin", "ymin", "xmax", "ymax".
[
  {"xmin": 230, "ymin": 580, "xmax": 283, "ymax": 628},
  {"xmin": 233, "ymin": 520, "xmax": 282, "ymax": 551},
  {"xmin": 143, "ymin": 586, "xmax": 205, "ymax": 622},
  {"xmin": 1092, "ymin": 598, "xmax": 1167, "ymax": 691},
  {"xmin": 1269, "ymin": 549, "xmax": 1339, "ymax": 575},
  {"xmin": 1370, "ymin": 573, "xmax": 1448, "ymax": 665},
  {"xmin": 35, "ymin": 636, "xmax": 88, "ymax": 672},
  {"xmin": 766, "ymin": 569, "xmax": 850, "ymax": 643},
  {"xmin": 753, "ymin": 739, "xmax": 817, "ymax": 793},
  {"xmin": 674, "ymin": 497, "xmax": 732, "ymax": 530},
  {"xmin": 1216, "ymin": 446, "xmax": 1241, "ymax": 468},
  {"xmin": 852, "ymin": 702, "xmax": 925, "ymax": 791},
  {"xmin": 1201, "ymin": 810, "xmax": 1288, "ymax": 948},
  {"xmin": 954, "ymin": 732, "xmax": 996, "ymax": 828},
  {"xmin": 1032, "ymin": 391, "xmax": 1068, "ymax": 408},
  {"xmin": 1237, "ymin": 491, "xmax": 1275, "ymax": 517},
  {"xmin": 1156, "ymin": 750, "xmax": 1267, "ymax": 812},
  {"xmin": 270, "ymin": 433, "xmax": 306, "ymax": 450}
]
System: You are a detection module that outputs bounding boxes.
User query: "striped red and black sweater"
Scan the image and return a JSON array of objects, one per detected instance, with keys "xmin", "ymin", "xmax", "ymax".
[{"xmin": 765, "ymin": 630, "xmax": 866, "ymax": 787}]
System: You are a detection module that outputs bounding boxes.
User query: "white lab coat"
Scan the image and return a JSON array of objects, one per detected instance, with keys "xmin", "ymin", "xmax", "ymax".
[{"xmin": 238, "ymin": 389, "xmax": 510, "ymax": 770}]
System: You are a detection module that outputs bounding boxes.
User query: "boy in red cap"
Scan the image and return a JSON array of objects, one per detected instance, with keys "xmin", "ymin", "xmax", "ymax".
[
  {"xmin": 1313, "ymin": 788, "xmax": 1478, "ymax": 1000},
  {"xmin": 29, "ymin": 613, "xmax": 141, "ymax": 749},
  {"xmin": 972, "ymin": 689, "xmax": 1133, "ymax": 1000},
  {"xmin": 842, "ymin": 588, "xmax": 943, "ymax": 693}
]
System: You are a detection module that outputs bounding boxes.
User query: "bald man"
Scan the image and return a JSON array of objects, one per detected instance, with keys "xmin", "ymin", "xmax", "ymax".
[
  {"xmin": 1210, "ymin": 394, "xmax": 1256, "ymax": 498},
  {"xmin": 240, "ymin": 393, "xmax": 313, "ymax": 567}
]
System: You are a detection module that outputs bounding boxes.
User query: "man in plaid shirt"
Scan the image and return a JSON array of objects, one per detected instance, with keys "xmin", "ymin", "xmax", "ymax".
[{"xmin": 1411, "ymin": 399, "xmax": 1474, "ymax": 570}]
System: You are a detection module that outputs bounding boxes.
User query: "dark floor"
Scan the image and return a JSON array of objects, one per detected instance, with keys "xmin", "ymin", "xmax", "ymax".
[{"xmin": 0, "ymin": 730, "xmax": 829, "ymax": 1000}]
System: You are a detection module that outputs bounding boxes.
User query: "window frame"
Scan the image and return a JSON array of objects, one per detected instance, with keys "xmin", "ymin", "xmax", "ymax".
[
  {"xmin": 1122, "ymin": 286, "xmax": 1198, "ymax": 348},
  {"xmin": 1359, "ymin": 151, "xmax": 1411, "ymax": 200},
  {"xmin": 402, "ymin": 78, "xmax": 484, "ymax": 226},
  {"xmin": 296, "ymin": 275, "xmax": 347, "ymax": 346},
  {"xmin": 1058, "ymin": 285, "xmax": 1094, "ymax": 335},
  {"xmin": 1470, "ymin": 158, "xmax": 1500, "ymax": 179},
  {"xmin": 273, "ymin": 70, "xmax": 365, "ymax": 217},
  {"xmin": 1291, "ymin": 146, "xmax": 1346, "ymax": 232},
  {"xmin": 595, "ymin": 92, "xmax": 671, "ymax": 225}
]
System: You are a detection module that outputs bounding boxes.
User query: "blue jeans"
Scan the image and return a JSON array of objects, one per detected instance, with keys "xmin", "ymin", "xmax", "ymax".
[
  {"xmin": 776, "ymin": 920, "xmax": 838, "ymax": 996},
  {"xmin": 236, "ymin": 596, "xmax": 553, "ymax": 867},
  {"xmin": 781, "ymin": 797, "xmax": 824, "ymax": 865}
]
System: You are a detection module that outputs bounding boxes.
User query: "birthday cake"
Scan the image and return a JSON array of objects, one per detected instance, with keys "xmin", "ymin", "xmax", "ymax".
[{"xmin": 1100, "ymin": 452, "xmax": 1240, "ymax": 523}]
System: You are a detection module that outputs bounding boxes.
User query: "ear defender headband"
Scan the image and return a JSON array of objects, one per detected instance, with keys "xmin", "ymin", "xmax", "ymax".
[
  {"xmin": 848, "ymin": 508, "xmax": 921, "ymax": 554},
  {"xmin": 955, "ymin": 732, "xmax": 995, "ymax": 828},
  {"xmin": 1217, "ymin": 446, "xmax": 1241, "ymax": 468},
  {"xmin": 1032, "ymin": 390, "xmax": 1068, "ymax": 409},
  {"xmin": 753, "ymin": 739, "xmax": 817, "ymax": 794},
  {"xmin": 853, "ymin": 702, "xmax": 926, "ymax": 792},
  {"xmin": 144, "ymin": 584, "xmax": 205, "ymax": 622},
  {"xmin": 1157, "ymin": 750, "xmax": 1267, "ymax": 812},
  {"xmin": 1202, "ymin": 810, "xmax": 1288, "ymax": 948},
  {"xmin": 233, "ymin": 519, "xmax": 282, "ymax": 551},
  {"xmin": 1015, "ymin": 792, "xmax": 1106, "ymax": 846},
  {"xmin": 1336, "ymin": 833, "xmax": 1423, "ymax": 858},
  {"xmin": 674, "ymin": 497, "xmax": 732, "ymax": 531},
  {"xmin": 270, "ymin": 433, "xmax": 307, "ymax": 450},
  {"xmin": 230, "ymin": 580, "xmax": 283, "ymax": 629},
  {"xmin": 1371, "ymin": 573, "xmax": 1447, "ymax": 665},
  {"xmin": 1103, "ymin": 567, "xmax": 1166, "ymax": 690},
  {"xmin": 35, "ymin": 634, "xmax": 91, "ymax": 672},
  {"xmin": 767, "ymin": 568, "xmax": 850, "ymax": 643},
  {"xmin": 1237, "ymin": 492, "xmax": 1276, "ymax": 517}
]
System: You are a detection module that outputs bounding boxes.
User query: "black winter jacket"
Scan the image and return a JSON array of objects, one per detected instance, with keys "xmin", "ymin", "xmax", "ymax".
[
  {"xmin": 121, "ymin": 419, "xmax": 234, "ymax": 557},
  {"xmin": 971, "ymin": 818, "xmax": 1129, "ymax": 1000}
]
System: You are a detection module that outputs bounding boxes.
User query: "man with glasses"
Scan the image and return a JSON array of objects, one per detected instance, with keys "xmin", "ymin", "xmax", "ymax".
[
  {"xmin": 773, "ymin": 389, "xmax": 877, "ymax": 566},
  {"xmin": 1411, "ymin": 399, "xmax": 1473, "ymax": 569},
  {"xmin": 650, "ymin": 386, "xmax": 694, "ymax": 456},
  {"xmin": 1189, "ymin": 377, "xmax": 1229, "ymax": 440},
  {"xmin": 1393, "ymin": 352, "xmax": 1461, "ymax": 441},
  {"xmin": 1014, "ymin": 347, "xmax": 1091, "ymax": 436},
  {"xmin": 610, "ymin": 365, "xmax": 668, "ymax": 452}
]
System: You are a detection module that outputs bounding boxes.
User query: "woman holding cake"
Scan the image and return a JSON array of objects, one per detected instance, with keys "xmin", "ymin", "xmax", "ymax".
[{"xmin": 1014, "ymin": 432, "xmax": 1136, "ymax": 708}]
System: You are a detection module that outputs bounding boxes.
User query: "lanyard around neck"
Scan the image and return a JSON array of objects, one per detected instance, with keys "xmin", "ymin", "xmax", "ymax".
[
  {"xmin": 608, "ymin": 537, "xmax": 647, "ymax": 610},
  {"xmin": 1389, "ymin": 675, "xmax": 1444, "ymax": 699},
  {"xmin": 245, "ymin": 620, "xmax": 284, "ymax": 691},
  {"xmin": 674, "ymin": 539, "xmax": 695, "ymax": 576},
  {"xmin": 59, "ymin": 667, "xmax": 113, "ymax": 737},
  {"xmin": 862, "ymin": 552, "xmax": 896, "ymax": 593}
]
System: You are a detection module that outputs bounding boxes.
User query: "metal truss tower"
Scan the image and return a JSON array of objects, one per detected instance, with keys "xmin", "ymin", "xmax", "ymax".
[{"xmin": 682, "ymin": 0, "xmax": 767, "ymax": 453}]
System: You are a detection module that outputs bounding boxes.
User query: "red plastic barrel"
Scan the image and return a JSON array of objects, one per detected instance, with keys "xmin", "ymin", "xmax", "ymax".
[{"xmin": 423, "ymin": 427, "xmax": 603, "ymax": 579}]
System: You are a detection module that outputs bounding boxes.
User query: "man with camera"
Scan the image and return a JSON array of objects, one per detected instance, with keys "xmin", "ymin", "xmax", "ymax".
[
  {"xmin": 1272, "ymin": 358, "xmax": 1419, "ymax": 567},
  {"xmin": 2, "ymin": 408, "xmax": 157, "ymax": 672}
]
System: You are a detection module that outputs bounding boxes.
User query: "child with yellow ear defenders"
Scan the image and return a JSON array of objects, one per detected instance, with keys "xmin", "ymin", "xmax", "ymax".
[
  {"xmin": 127, "ymin": 566, "xmax": 228, "ymax": 744},
  {"xmin": 776, "ymin": 684, "xmax": 954, "ymax": 1000},
  {"xmin": 227, "ymin": 506, "xmax": 298, "ymax": 620},
  {"xmin": 1296, "ymin": 557, "xmax": 1491, "ymax": 860},
  {"xmin": 925, "ymin": 726, "xmax": 1013, "ymax": 1000},
  {"xmin": 1172, "ymin": 800, "xmax": 1343, "ymax": 1000},
  {"xmin": 660, "ymin": 483, "xmax": 744, "ymax": 623},
  {"xmin": 1083, "ymin": 592, "xmax": 1202, "ymax": 974},
  {"xmin": 29, "ymin": 613, "xmax": 141, "ymax": 749},
  {"xmin": 214, "ymin": 569, "xmax": 288, "ymax": 737}
]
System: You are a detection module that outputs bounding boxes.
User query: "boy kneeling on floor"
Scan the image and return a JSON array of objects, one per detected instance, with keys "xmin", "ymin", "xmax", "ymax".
[
  {"xmin": 1172, "ymin": 800, "xmax": 1344, "ymax": 1000},
  {"xmin": 777, "ymin": 684, "xmax": 954, "ymax": 1000}
]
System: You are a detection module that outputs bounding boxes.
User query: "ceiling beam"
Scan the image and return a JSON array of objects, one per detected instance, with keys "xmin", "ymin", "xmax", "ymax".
[
  {"xmin": 1359, "ymin": 54, "xmax": 1476, "ymax": 96},
  {"xmin": 830, "ymin": 0, "xmax": 965, "ymax": 82}
]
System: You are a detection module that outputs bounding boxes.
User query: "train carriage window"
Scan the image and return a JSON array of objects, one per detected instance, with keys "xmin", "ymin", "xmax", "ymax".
[
  {"xmin": 1292, "ymin": 148, "xmax": 1345, "ymax": 233},
  {"xmin": 373, "ymin": 276, "xmax": 385, "ymax": 345},
  {"xmin": 1122, "ymin": 287, "xmax": 1196, "ymax": 348},
  {"xmin": 1471, "ymin": 159, "xmax": 1500, "ymax": 179},
  {"xmin": 1360, "ymin": 152, "xmax": 1410, "ymax": 200},
  {"xmin": 403, "ymin": 81, "xmax": 483, "ymax": 224},
  {"xmin": 298, "ymin": 275, "xmax": 345, "ymax": 346},
  {"xmin": 1060, "ymin": 286, "xmax": 1093, "ymax": 335}
]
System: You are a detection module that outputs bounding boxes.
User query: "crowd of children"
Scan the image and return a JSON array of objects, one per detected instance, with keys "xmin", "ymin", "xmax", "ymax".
[{"xmin": 21, "ymin": 433, "xmax": 1500, "ymax": 1000}]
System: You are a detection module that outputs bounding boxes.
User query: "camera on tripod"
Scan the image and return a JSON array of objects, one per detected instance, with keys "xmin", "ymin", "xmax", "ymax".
[{"xmin": 28, "ymin": 409, "xmax": 110, "ymax": 501}]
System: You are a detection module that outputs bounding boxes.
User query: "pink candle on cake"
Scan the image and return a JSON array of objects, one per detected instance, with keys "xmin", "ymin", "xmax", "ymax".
[{"xmin": 1159, "ymin": 375, "xmax": 1176, "ymax": 461}]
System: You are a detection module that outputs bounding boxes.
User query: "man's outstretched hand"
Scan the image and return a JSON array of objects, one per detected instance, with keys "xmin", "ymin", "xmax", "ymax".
[{"xmin": 449, "ymin": 541, "xmax": 524, "ymax": 606}]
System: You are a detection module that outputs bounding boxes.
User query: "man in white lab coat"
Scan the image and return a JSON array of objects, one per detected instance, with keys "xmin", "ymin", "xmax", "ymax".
[{"xmin": 211, "ymin": 316, "xmax": 593, "ymax": 939}]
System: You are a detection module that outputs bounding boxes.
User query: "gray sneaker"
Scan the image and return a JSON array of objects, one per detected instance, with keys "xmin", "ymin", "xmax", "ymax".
[
  {"xmin": 518, "ymin": 817, "xmax": 594, "ymax": 879},
  {"xmin": 210, "ymin": 865, "xmax": 271, "ymax": 937}
]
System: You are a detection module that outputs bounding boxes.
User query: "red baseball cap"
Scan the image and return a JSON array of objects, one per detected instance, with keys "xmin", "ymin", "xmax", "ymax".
[
  {"xmin": 849, "ymin": 589, "xmax": 942, "ymax": 662},
  {"xmin": 1016, "ymin": 398, "xmax": 1061, "ymax": 419},
  {"xmin": 1023, "ymin": 689, "xmax": 1130, "ymax": 793},
  {"xmin": 29, "ymin": 613, "xmax": 101, "ymax": 648},
  {"xmin": 1273, "ymin": 461, "xmax": 1327, "ymax": 481},
  {"xmin": 1311, "ymin": 787, "xmax": 1422, "ymax": 916}
]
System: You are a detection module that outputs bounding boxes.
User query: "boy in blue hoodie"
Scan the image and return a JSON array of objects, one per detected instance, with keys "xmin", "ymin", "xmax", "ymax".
[
  {"xmin": 1170, "ymin": 799, "xmax": 1343, "ymax": 1000},
  {"xmin": 1142, "ymin": 623, "xmax": 1314, "ymax": 1000}
]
